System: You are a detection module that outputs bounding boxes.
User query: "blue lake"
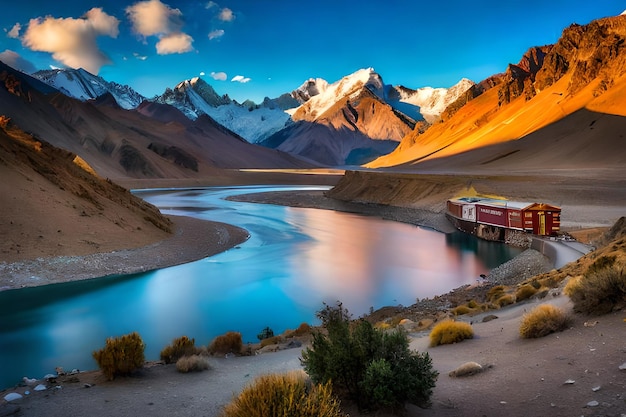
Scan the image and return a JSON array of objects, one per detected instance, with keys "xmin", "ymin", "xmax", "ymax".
[{"xmin": 0, "ymin": 185, "xmax": 522, "ymax": 389}]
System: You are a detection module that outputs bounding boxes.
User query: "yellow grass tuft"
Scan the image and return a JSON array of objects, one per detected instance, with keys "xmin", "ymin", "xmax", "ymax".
[
  {"xmin": 429, "ymin": 320, "xmax": 474, "ymax": 347},
  {"xmin": 176, "ymin": 354, "xmax": 210, "ymax": 373},
  {"xmin": 519, "ymin": 304, "xmax": 570, "ymax": 339},
  {"xmin": 515, "ymin": 284, "xmax": 539, "ymax": 302},
  {"xmin": 221, "ymin": 371, "xmax": 347, "ymax": 417}
]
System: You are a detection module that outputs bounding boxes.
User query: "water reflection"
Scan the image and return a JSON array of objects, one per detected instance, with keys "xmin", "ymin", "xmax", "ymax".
[{"xmin": 0, "ymin": 186, "xmax": 522, "ymax": 389}]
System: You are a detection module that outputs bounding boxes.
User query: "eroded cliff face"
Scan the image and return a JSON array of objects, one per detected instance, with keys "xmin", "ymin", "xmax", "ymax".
[
  {"xmin": 369, "ymin": 15, "xmax": 626, "ymax": 169},
  {"xmin": 536, "ymin": 18, "xmax": 626, "ymax": 95}
]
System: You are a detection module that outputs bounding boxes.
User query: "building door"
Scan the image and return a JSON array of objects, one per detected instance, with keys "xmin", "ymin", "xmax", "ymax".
[{"xmin": 538, "ymin": 212, "xmax": 546, "ymax": 235}]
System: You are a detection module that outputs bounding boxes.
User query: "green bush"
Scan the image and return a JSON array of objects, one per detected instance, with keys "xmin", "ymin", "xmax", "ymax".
[
  {"xmin": 300, "ymin": 302, "xmax": 438, "ymax": 411},
  {"xmin": 92, "ymin": 332, "xmax": 145, "ymax": 380},
  {"xmin": 209, "ymin": 331, "xmax": 243, "ymax": 355},
  {"xmin": 519, "ymin": 304, "xmax": 570, "ymax": 338},
  {"xmin": 429, "ymin": 320, "xmax": 474, "ymax": 347},
  {"xmin": 565, "ymin": 264, "xmax": 626, "ymax": 315},
  {"xmin": 176, "ymin": 354, "xmax": 210, "ymax": 373},
  {"xmin": 256, "ymin": 326, "xmax": 274, "ymax": 341},
  {"xmin": 160, "ymin": 336, "xmax": 199, "ymax": 364},
  {"xmin": 220, "ymin": 372, "xmax": 347, "ymax": 417}
]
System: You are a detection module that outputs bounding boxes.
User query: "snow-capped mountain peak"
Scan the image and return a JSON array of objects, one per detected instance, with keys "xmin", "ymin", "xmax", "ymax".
[
  {"xmin": 157, "ymin": 77, "xmax": 294, "ymax": 143},
  {"xmin": 31, "ymin": 68, "xmax": 145, "ymax": 110},
  {"xmin": 292, "ymin": 68, "xmax": 388, "ymax": 121}
]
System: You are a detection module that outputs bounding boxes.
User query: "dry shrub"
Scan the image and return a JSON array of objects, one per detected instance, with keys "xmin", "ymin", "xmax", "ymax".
[
  {"xmin": 519, "ymin": 304, "xmax": 571, "ymax": 339},
  {"xmin": 285, "ymin": 322, "xmax": 313, "ymax": 338},
  {"xmin": 92, "ymin": 332, "xmax": 145, "ymax": 380},
  {"xmin": 259, "ymin": 335, "xmax": 283, "ymax": 348},
  {"xmin": 209, "ymin": 331, "xmax": 243, "ymax": 355},
  {"xmin": 565, "ymin": 263, "xmax": 626, "ymax": 315},
  {"xmin": 221, "ymin": 371, "xmax": 347, "ymax": 417},
  {"xmin": 495, "ymin": 294, "xmax": 515, "ymax": 307},
  {"xmin": 487, "ymin": 285, "xmax": 506, "ymax": 303},
  {"xmin": 515, "ymin": 284, "xmax": 538, "ymax": 302},
  {"xmin": 176, "ymin": 355, "xmax": 210, "ymax": 373},
  {"xmin": 451, "ymin": 305, "xmax": 472, "ymax": 316},
  {"xmin": 429, "ymin": 320, "xmax": 474, "ymax": 347},
  {"xmin": 160, "ymin": 336, "xmax": 200, "ymax": 364},
  {"xmin": 293, "ymin": 322, "xmax": 312, "ymax": 336}
]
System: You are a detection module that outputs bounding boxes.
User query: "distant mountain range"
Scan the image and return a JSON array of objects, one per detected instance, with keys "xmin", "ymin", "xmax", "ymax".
[
  {"xmin": 3, "ymin": 14, "xmax": 626, "ymax": 175},
  {"xmin": 28, "ymin": 66, "xmax": 472, "ymax": 165}
]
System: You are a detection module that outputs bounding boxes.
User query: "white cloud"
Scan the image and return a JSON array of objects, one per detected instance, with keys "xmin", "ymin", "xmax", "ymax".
[
  {"xmin": 205, "ymin": 1, "xmax": 218, "ymax": 9},
  {"xmin": 211, "ymin": 71, "xmax": 227, "ymax": 81},
  {"xmin": 133, "ymin": 52, "xmax": 148, "ymax": 60},
  {"xmin": 126, "ymin": 0, "xmax": 182, "ymax": 36},
  {"xmin": 21, "ymin": 8, "xmax": 119, "ymax": 74},
  {"xmin": 219, "ymin": 8, "xmax": 235, "ymax": 22},
  {"xmin": 126, "ymin": 0, "xmax": 193, "ymax": 54},
  {"xmin": 208, "ymin": 29, "xmax": 224, "ymax": 40},
  {"xmin": 0, "ymin": 49, "xmax": 36, "ymax": 73},
  {"xmin": 199, "ymin": 71, "xmax": 205, "ymax": 76},
  {"xmin": 7, "ymin": 23, "xmax": 21, "ymax": 39},
  {"xmin": 231, "ymin": 75, "xmax": 250, "ymax": 83},
  {"xmin": 156, "ymin": 32, "xmax": 193, "ymax": 54}
]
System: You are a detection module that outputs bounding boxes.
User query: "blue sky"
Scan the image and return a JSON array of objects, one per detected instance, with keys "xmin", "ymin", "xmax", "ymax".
[{"xmin": 0, "ymin": 1, "xmax": 623, "ymax": 103}]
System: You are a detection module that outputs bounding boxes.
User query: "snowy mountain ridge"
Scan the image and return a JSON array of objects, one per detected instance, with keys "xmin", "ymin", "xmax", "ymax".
[
  {"xmin": 396, "ymin": 78, "xmax": 475, "ymax": 123},
  {"xmin": 156, "ymin": 77, "xmax": 294, "ymax": 143},
  {"xmin": 31, "ymin": 68, "xmax": 145, "ymax": 110}
]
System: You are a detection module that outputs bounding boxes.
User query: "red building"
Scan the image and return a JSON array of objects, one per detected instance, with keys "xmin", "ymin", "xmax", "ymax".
[{"xmin": 447, "ymin": 197, "xmax": 561, "ymax": 242}]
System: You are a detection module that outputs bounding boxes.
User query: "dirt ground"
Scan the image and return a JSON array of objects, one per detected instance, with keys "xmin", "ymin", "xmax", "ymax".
[{"xmin": 1, "ymin": 171, "xmax": 625, "ymax": 417}]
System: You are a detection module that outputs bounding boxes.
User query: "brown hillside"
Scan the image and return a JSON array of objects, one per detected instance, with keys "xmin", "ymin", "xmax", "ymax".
[
  {"xmin": 0, "ymin": 117, "xmax": 172, "ymax": 263},
  {"xmin": 369, "ymin": 15, "xmax": 626, "ymax": 169}
]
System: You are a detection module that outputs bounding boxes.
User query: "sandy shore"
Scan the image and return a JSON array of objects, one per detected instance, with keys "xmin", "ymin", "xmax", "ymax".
[{"xmin": 0, "ymin": 216, "xmax": 249, "ymax": 291}]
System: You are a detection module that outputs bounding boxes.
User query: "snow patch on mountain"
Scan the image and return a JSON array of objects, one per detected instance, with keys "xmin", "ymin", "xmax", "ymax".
[
  {"xmin": 157, "ymin": 77, "xmax": 294, "ymax": 143},
  {"xmin": 31, "ymin": 68, "xmax": 145, "ymax": 110},
  {"xmin": 395, "ymin": 78, "xmax": 474, "ymax": 123}
]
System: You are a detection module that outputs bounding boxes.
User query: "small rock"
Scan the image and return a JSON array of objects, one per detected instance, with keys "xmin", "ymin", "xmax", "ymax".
[
  {"xmin": 43, "ymin": 374, "xmax": 56, "ymax": 381},
  {"xmin": 592, "ymin": 386, "xmax": 601, "ymax": 392},
  {"xmin": 619, "ymin": 362, "xmax": 626, "ymax": 370},
  {"xmin": 482, "ymin": 314, "xmax": 498, "ymax": 323},
  {"xmin": 586, "ymin": 400, "xmax": 599, "ymax": 407},
  {"xmin": 33, "ymin": 384, "xmax": 46, "ymax": 391},
  {"xmin": 83, "ymin": 383, "xmax": 92, "ymax": 388},
  {"xmin": 448, "ymin": 361, "xmax": 484, "ymax": 377},
  {"xmin": 3, "ymin": 393, "xmax": 23, "ymax": 402},
  {"xmin": 22, "ymin": 377, "xmax": 37, "ymax": 386},
  {"xmin": 563, "ymin": 379, "xmax": 575, "ymax": 385}
]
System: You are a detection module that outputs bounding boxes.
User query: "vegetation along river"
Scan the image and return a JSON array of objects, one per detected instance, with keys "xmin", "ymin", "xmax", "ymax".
[{"xmin": 0, "ymin": 186, "xmax": 522, "ymax": 389}]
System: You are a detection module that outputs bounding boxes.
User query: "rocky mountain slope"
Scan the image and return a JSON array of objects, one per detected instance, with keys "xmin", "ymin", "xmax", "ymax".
[
  {"xmin": 0, "ymin": 115, "xmax": 173, "ymax": 262},
  {"xmin": 369, "ymin": 15, "xmax": 626, "ymax": 170},
  {"xmin": 0, "ymin": 62, "xmax": 314, "ymax": 182}
]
